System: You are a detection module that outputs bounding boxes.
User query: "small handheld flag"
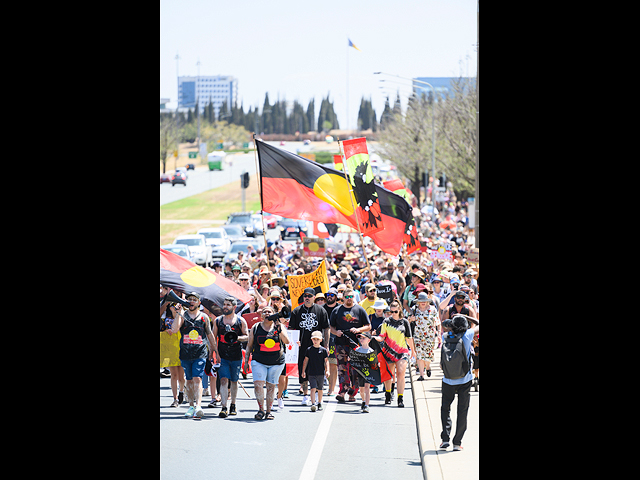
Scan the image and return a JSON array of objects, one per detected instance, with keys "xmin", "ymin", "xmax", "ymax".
[{"xmin": 348, "ymin": 38, "xmax": 361, "ymax": 51}]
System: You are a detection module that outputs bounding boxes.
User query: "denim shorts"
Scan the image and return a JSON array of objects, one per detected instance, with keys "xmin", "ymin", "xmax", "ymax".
[
  {"xmin": 218, "ymin": 358, "xmax": 243, "ymax": 382},
  {"xmin": 251, "ymin": 360, "xmax": 282, "ymax": 384},
  {"xmin": 181, "ymin": 357, "xmax": 206, "ymax": 380}
]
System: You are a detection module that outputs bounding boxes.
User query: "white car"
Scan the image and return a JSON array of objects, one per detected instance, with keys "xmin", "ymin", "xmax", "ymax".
[
  {"xmin": 197, "ymin": 227, "xmax": 231, "ymax": 261},
  {"xmin": 173, "ymin": 234, "xmax": 212, "ymax": 267}
]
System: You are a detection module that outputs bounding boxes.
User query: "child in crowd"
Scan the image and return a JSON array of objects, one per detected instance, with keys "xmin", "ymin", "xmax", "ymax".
[
  {"xmin": 302, "ymin": 330, "xmax": 329, "ymax": 411},
  {"xmin": 354, "ymin": 332, "xmax": 375, "ymax": 413}
]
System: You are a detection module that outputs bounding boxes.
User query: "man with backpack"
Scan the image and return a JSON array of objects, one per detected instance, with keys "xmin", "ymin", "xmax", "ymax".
[{"xmin": 439, "ymin": 314, "xmax": 479, "ymax": 451}]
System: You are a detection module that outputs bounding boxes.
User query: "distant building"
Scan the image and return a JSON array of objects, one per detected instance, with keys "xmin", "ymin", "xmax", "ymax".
[
  {"xmin": 160, "ymin": 98, "xmax": 170, "ymax": 111},
  {"xmin": 412, "ymin": 77, "xmax": 476, "ymax": 100},
  {"xmin": 178, "ymin": 75, "xmax": 238, "ymax": 117}
]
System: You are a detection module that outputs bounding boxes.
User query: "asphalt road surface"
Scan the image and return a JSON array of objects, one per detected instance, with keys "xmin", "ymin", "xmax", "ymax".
[{"xmin": 160, "ymin": 370, "xmax": 424, "ymax": 480}]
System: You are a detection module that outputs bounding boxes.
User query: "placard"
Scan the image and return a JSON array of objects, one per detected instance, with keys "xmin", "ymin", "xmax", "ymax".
[
  {"xmin": 287, "ymin": 260, "xmax": 329, "ymax": 309},
  {"xmin": 242, "ymin": 312, "xmax": 261, "ymax": 329},
  {"xmin": 303, "ymin": 237, "xmax": 325, "ymax": 257},
  {"xmin": 467, "ymin": 248, "xmax": 479, "ymax": 264},
  {"xmin": 348, "ymin": 349, "xmax": 382, "ymax": 385}
]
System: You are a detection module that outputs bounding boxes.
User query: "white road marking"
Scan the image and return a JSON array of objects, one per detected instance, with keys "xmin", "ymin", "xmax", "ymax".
[{"xmin": 298, "ymin": 399, "xmax": 337, "ymax": 480}]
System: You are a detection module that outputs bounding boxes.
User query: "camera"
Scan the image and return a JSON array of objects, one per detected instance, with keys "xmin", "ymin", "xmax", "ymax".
[{"xmin": 267, "ymin": 304, "xmax": 290, "ymax": 323}]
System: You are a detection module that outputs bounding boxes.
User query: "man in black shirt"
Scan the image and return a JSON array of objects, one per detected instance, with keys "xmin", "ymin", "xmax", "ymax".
[{"xmin": 289, "ymin": 287, "xmax": 329, "ymax": 406}]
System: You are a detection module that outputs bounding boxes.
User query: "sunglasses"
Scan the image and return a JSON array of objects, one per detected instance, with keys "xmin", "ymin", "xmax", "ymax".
[
  {"xmin": 303, "ymin": 294, "xmax": 314, "ymax": 298},
  {"xmin": 325, "ymin": 293, "xmax": 336, "ymax": 297},
  {"xmin": 390, "ymin": 310, "xmax": 399, "ymax": 314},
  {"xmin": 344, "ymin": 295, "xmax": 354, "ymax": 299}
]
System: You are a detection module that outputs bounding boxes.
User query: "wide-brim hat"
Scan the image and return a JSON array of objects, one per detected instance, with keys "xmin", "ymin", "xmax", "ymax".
[{"xmin": 372, "ymin": 298, "xmax": 388, "ymax": 310}]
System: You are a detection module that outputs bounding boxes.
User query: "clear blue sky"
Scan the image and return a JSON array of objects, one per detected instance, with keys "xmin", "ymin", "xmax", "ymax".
[{"xmin": 160, "ymin": 0, "xmax": 477, "ymax": 130}]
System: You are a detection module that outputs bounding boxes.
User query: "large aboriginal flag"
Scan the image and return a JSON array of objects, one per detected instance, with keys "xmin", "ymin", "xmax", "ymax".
[
  {"xmin": 256, "ymin": 140, "xmax": 383, "ymax": 236},
  {"xmin": 341, "ymin": 137, "xmax": 383, "ymax": 233},
  {"xmin": 368, "ymin": 185, "xmax": 420, "ymax": 256},
  {"xmin": 160, "ymin": 248, "xmax": 252, "ymax": 311}
]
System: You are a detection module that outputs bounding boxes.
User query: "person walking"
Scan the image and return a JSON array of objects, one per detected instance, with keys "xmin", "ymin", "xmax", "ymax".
[
  {"xmin": 374, "ymin": 300, "xmax": 415, "ymax": 407},
  {"xmin": 245, "ymin": 305, "xmax": 290, "ymax": 420},
  {"xmin": 166, "ymin": 292, "xmax": 216, "ymax": 419},
  {"xmin": 212, "ymin": 297, "xmax": 249, "ymax": 418},
  {"xmin": 440, "ymin": 314, "xmax": 479, "ymax": 451},
  {"xmin": 408, "ymin": 292, "xmax": 440, "ymax": 380}
]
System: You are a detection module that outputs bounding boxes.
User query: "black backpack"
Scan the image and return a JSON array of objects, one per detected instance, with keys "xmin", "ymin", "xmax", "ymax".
[{"xmin": 441, "ymin": 332, "xmax": 470, "ymax": 380}]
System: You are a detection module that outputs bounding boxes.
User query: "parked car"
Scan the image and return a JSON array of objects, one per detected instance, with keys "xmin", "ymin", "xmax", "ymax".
[
  {"xmin": 160, "ymin": 173, "xmax": 171, "ymax": 184},
  {"xmin": 171, "ymin": 171, "xmax": 187, "ymax": 186},
  {"xmin": 221, "ymin": 224, "xmax": 247, "ymax": 242},
  {"xmin": 173, "ymin": 234, "xmax": 211, "ymax": 266},
  {"xmin": 223, "ymin": 240, "xmax": 261, "ymax": 264},
  {"xmin": 197, "ymin": 227, "xmax": 231, "ymax": 261},
  {"xmin": 226, "ymin": 212, "xmax": 255, "ymax": 237},
  {"xmin": 279, "ymin": 218, "xmax": 309, "ymax": 239},
  {"xmin": 161, "ymin": 244, "xmax": 194, "ymax": 262},
  {"xmin": 263, "ymin": 213, "xmax": 278, "ymax": 229}
]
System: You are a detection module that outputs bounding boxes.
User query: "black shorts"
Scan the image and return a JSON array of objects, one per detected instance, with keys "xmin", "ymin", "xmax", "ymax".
[{"xmin": 308, "ymin": 374, "xmax": 324, "ymax": 390}]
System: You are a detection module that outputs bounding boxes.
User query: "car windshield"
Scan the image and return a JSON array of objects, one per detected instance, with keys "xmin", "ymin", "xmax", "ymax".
[
  {"xmin": 230, "ymin": 243, "xmax": 253, "ymax": 253},
  {"xmin": 222, "ymin": 226, "xmax": 243, "ymax": 236},
  {"xmin": 175, "ymin": 238, "xmax": 202, "ymax": 246},
  {"xmin": 229, "ymin": 216, "xmax": 251, "ymax": 223},
  {"xmin": 165, "ymin": 245, "xmax": 188, "ymax": 254},
  {"xmin": 199, "ymin": 231, "xmax": 222, "ymax": 239}
]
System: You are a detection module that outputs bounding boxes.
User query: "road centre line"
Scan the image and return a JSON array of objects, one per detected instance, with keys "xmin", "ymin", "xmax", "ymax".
[{"xmin": 298, "ymin": 399, "xmax": 337, "ymax": 480}]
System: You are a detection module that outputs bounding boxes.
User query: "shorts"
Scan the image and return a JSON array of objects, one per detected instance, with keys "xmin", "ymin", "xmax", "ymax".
[
  {"xmin": 357, "ymin": 375, "xmax": 370, "ymax": 388},
  {"xmin": 328, "ymin": 357, "xmax": 337, "ymax": 365},
  {"xmin": 251, "ymin": 360, "xmax": 282, "ymax": 385},
  {"xmin": 218, "ymin": 358, "xmax": 243, "ymax": 382},
  {"xmin": 308, "ymin": 374, "xmax": 324, "ymax": 390},
  {"xmin": 181, "ymin": 357, "xmax": 206, "ymax": 380}
]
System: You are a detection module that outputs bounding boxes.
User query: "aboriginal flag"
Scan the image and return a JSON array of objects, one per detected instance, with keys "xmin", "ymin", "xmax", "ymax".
[
  {"xmin": 257, "ymin": 139, "xmax": 382, "ymax": 235},
  {"xmin": 160, "ymin": 249, "xmax": 252, "ymax": 311},
  {"xmin": 367, "ymin": 185, "xmax": 420, "ymax": 256},
  {"xmin": 341, "ymin": 137, "xmax": 383, "ymax": 234}
]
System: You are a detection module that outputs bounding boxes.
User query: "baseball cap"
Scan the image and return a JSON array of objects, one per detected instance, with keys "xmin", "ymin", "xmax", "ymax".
[{"xmin": 311, "ymin": 331, "xmax": 323, "ymax": 340}]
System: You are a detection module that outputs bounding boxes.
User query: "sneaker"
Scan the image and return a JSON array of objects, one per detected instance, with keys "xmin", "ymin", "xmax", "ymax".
[
  {"xmin": 363, "ymin": 405, "xmax": 370, "ymax": 413},
  {"xmin": 219, "ymin": 406, "xmax": 228, "ymax": 418},
  {"xmin": 336, "ymin": 394, "xmax": 346, "ymax": 403},
  {"xmin": 453, "ymin": 445, "xmax": 463, "ymax": 451},
  {"xmin": 278, "ymin": 397, "xmax": 284, "ymax": 409},
  {"xmin": 426, "ymin": 369, "xmax": 432, "ymax": 377},
  {"xmin": 178, "ymin": 391, "xmax": 184, "ymax": 404},
  {"xmin": 302, "ymin": 395, "xmax": 312, "ymax": 406},
  {"xmin": 385, "ymin": 391, "xmax": 392, "ymax": 405},
  {"xmin": 317, "ymin": 403, "xmax": 323, "ymax": 411},
  {"xmin": 229, "ymin": 404, "xmax": 237, "ymax": 415},
  {"xmin": 310, "ymin": 403, "xmax": 317, "ymax": 412},
  {"xmin": 282, "ymin": 389, "xmax": 289, "ymax": 398},
  {"xmin": 170, "ymin": 399, "xmax": 179, "ymax": 407},
  {"xmin": 184, "ymin": 406, "xmax": 195, "ymax": 418},
  {"xmin": 439, "ymin": 441, "xmax": 450, "ymax": 449},
  {"xmin": 194, "ymin": 406, "xmax": 204, "ymax": 419},
  {"xmin": 207, "ymin": 399, "xmax": 217, "ymax": 408},
  {"xmin": 360, "ymin": 401, "xmax": 366, "ymax": 411},
  {"xmin": 397, "ymin": 395, "xmax": 404, "ymax": 408}
]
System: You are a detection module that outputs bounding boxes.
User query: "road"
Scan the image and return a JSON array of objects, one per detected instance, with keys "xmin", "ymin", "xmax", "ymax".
[
  {"xmin": 160, "ymin": 153, "xmax": 258, "ymax": 206},
  {"xmin": 160, "ymin": 369, "xmax": 424, "ymax": 480}
]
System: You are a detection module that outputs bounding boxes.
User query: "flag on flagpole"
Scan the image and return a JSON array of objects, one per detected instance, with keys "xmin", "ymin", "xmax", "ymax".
[
  {"xmin": 348, "ymin": 38, "xmax": 361, "ymax": 51},
  {"xmin": 341, "ymin": 137, "xmax": 383, "ymax": 234},
  {"xmin": 367, "ymin": 184, "xmax": 419, "ymax": 256},
  {"xmin": 256, "ymin": 139, "xmax": 382, "ymax": 236}
]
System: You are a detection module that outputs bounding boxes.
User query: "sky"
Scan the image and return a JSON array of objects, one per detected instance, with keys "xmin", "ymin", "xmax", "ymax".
[{"xmin": 160, "ymin": 0, "xmax": 477, "ymax": 130}]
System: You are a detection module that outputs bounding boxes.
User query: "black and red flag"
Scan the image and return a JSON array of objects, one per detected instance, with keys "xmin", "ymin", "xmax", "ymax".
[
  {"xmin": 368, "ymin": 185, "xmax": 420, "ymax": 256},
  {"xmin": 341, "ymin": 137, "xmax": 383, "ymax": 234},
  {"xmin": 160, "ymin": 248, "xmax": 251, "ymax": 311},
  {"xmin": 256, "ymin": 139, "xmax": 383, "ymax": 236}
]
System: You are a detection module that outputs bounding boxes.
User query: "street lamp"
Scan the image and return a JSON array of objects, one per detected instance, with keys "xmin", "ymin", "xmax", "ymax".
[{"xmin": 374, "ymin": 72, "xmax": 437, "ymax": 209}]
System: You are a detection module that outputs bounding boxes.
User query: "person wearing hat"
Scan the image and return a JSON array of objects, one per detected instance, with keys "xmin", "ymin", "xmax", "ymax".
[
  {"xmin": 368, "ymin": 298, "xmax": 388, "ymax": 337},
  {"xmin": 408, "ymin": 292, "xmax": 440, "ymax": 380},
  {"xmin": 301, "ymin": 330, "xmax": 329, "ymax": 412},
  {"xmin": 289, "ymin": 287, "xmax": 329, "ymax": 406},
  {"xmin": 402, "ymin": 268, "xmax": 426, "ymax": 314},
  {"xmin": 166, "ymin": 292, "xmax": 216, "ymax": 419},
  {"xmin": 237, "ymin": 272, "xmax": 254, "ymax": 294}
]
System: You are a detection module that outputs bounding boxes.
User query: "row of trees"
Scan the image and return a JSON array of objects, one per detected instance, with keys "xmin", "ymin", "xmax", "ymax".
[{"xmin": 377, "ymin": 76, "xmax": 477, "ymax": 204}]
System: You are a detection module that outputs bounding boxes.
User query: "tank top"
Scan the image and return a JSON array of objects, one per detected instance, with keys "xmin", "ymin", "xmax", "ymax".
[
  {"xmin": 251, "ymin": 322, "xmax": 285, "ymax": 366},
  {"xmin": 216, "ymin": 315, "xmax": 243, "ymax": 361},
  {"xmin": 179, "ymin": 311, "xmax": 208, "ymax": 360}
]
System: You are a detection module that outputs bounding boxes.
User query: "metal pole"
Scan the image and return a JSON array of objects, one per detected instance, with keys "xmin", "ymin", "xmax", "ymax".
[{"xmin": 475, "ymin": 1, "xmax": 479, "ymax": 247}]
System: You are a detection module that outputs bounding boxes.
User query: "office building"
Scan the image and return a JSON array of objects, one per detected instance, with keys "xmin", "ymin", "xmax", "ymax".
[{"xmin": 178, "ymin": 75, "xmax": 238, "ymax": 117}]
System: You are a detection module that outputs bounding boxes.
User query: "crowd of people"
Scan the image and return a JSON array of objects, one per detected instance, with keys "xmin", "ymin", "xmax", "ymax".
[{"xmin": 160, "ymin": 197, "xmax": 478, "ymax": 448}]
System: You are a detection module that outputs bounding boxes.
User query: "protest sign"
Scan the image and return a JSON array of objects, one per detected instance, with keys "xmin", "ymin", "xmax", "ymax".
[
  {"xmin": 349, "ymin": 349, "xmax": 382, "ymax": 385},
  {"xmin": 376, "ymin": 281, "xmax": 395, "ymax": 303},
  {"xmin": 242, "ymin": 312, "xmax": 261, "ymax": 329},
  {"xmin": 468, "ymin": 248, "xmax": 479, "ymax": 264},
  {"xmin": 287, "ymin": 260, "xmax": 329, "ymax": 309},
  {"xmin": 303, "ymin": 237, "xmax": 325, "ymax": 257},
  {"xmin": 285, "ymin": 330, "xmax": 299, "ymax": 377}
]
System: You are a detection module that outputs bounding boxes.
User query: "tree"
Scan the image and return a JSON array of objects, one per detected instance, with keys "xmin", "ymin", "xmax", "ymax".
[
  {"xmin": 160, "ymin": 112, "xmax": 179, "ymax": 174},
  {"xmin": 306, "ymin": 98, "xmax": 316, "ymax": 132},
  {"xmin": 357, "ymin": 96, "xmax": 377, "ymax": 131}
]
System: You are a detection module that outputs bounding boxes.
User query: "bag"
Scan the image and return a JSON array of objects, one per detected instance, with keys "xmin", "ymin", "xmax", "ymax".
[{"xmin": 441, "ymin": 332, "xmax": 470, "ymax": 380}]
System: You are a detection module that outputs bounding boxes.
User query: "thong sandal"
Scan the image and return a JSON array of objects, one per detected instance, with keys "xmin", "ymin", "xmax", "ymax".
[
  {"xmin": 254, "ymin": 410, "xmax": 265, "ymax": 420},
  {"xmin": 265, "ymin": 412, "xmax": 275, "ymax": 420}
]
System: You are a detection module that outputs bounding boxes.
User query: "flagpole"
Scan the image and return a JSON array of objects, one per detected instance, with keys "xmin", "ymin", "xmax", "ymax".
[
  {"xmin": 346, "ymin": 39, "xmax": 349, "ymax": 131},
  {"xmin": 253, "ymin": 134, "xmax": 273, "ymax": 288},
  {"xmin": 338, "ymin": 139, "xmax": 373, "ymax": 277}
]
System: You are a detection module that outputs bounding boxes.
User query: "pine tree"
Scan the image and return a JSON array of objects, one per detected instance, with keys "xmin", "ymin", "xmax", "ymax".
[
  {"xmin": 306, "ymin": 98, "xmax": 315, "ymax": 132},
  {"xmin": 380, "ymin": 96, "xmax": 392, "ymax": 130},
  {"xmin": 262, "ymin": 93, "xmax": 272, "ymax": 134}
]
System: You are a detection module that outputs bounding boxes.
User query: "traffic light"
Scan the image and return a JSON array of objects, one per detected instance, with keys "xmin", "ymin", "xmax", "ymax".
[{"xmin": 241, "ymin": 172, "xmax": 250, "ymax": 189}]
